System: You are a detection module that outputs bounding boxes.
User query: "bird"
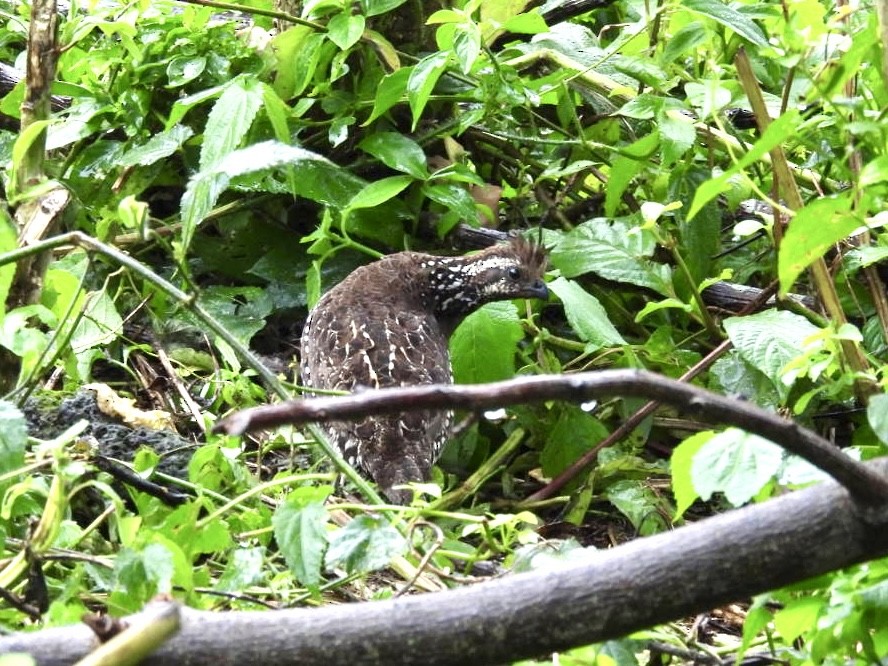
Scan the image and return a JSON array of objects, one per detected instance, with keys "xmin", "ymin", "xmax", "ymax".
[{"xmin": 299, "ymin": 236, "xmax": 548, "ymax": 504}]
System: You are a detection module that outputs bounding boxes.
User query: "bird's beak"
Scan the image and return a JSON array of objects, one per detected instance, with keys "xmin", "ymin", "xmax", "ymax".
[{"xmin": 523, "ymin": 279, "xmax": 549, "ymax": 300}]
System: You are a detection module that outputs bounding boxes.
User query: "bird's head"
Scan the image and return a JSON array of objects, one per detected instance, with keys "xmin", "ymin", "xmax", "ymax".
[{"xmin": 421, "ymin": 236, "xmax": 548, "ymax": 329}]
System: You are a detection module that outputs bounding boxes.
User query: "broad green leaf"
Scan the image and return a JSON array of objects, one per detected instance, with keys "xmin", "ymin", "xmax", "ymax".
[
  {"xmin": 670, "ymin": 430, "xmax": 714, "ymax": 519},
  {"xmin": 345, "ymin": 175, "xmax": 413, "ymax": 211},
  {"xmin": 691, "ymin": 428, "xmax": 784, "ymax": 506},
  {"xmin": 360, "ymin": 0, "xmax": 409, "ymax": 17},
  {"xmin": 604, "ymin": 479, "xmax": 664, "ymax": 534},
  {"xmin": 71, "ymin": 289, "xmax": 124, "ymax": 352},
  {"xmin": 422, "ymin": 182, "xmax": 478, "ymax": 222},
  {"xmin": 359, "ymin": 132, "xmax": 429, "ymax": 179},
  {"xmin": 407, "ymin": 52, "xmax": 449, "ymax": 130},
  {"xmin": 661, "ymin": 22, "xmax": 708, "ymax": 64},
  {"xmin": 0, "ymin": 208, "xmax": 17, "ymax": 315},
  {"xmin": 181, "ymin": 141, "xmax": 365, "ymax": 255},
  {"xmin": 867, "ymin": 394, "xmax": 888, "ymax": 446},
  {"xmin": 327, "ymin": 13, "xmax": 365, "ymax": 51},
  {"xmin": 502, "ymin": 11, "xmax": 548, "ymax": 34},
  {"xmin": 723, "ymin": 310, "xmax": 820, "ymax": 400},
  {"xmin": 605, "ymin": 132, "xmax": 659, "ymax": 217},
  {"xmin": 274, "ymin": 27, "xmax": 327, "ymax": 98},
  {"xmin": 364, "ymin": 68, "xmax": 410, "ymax": 125},
  {"xmin": 710, "ymin": 351, "xmax": 781, "ymax": 409},
  {"xmin": 195, "ymin": 286, "xmax": 274, "ymax": 346},
  {"xmin": 119, "ymin": 125, "xmax": 194, "ymax": 167},
  {"xmin": 216, "ymin": 547, "xmax": 264, "ymax": 593},
  {"xmin": 539, "ymin": 405, "xmax": 609, "ymax": 478},
  {"xmin": 0, "ymin": 401, "xmax": 27, "ymax": 476},
  {"xmin": 659, "ymin": 110, "xmax": 696, "ymax": 165},
  {"xmin": 778, "ymin": 197, "xmax": 856, "ymax": 293},
  {"xmin": 452, "ymin": 24, "xmax": 481, "ymax": 73},
  {"xmin": 272, "ymin": 487, "xmax": 331, "ymax": 589},
  {"xmin": 688, "ymin": 111, "xmax": 801, "ymax": 220},
  {"xmin": 166, "ymin": 55, "xmax": 206, "ymax": 87},
  {"xmin": 550, "ymin": 219, "xmax": 672, "ymax": 296},
  {"xmin": 450, "ymin": 302, "xmax": 523, "ymax": 384},
  {"xmin": 200, "ymin": 77, "xmax": 265, "ymax": 171},
  {"xmin": 860, "ymin": 155, "xmax": 888, "ymax": 187},
  {"xmin": 549, "ymin": 277, "xmax": 625, "ymax": 350},
  {"xmin": 773, "ymin": 597, "xmax": 823, "ymax": 643},
  {"xmin": 325, "ymin": 514, "xmax": 407, "ymax": 573},
  {"xmin": 682, "ymin": 0, "xmax": 768, "ymax": 47}
]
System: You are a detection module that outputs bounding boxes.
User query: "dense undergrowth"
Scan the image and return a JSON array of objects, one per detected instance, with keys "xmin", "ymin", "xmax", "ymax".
[{"xmin": 1, "ymin": 0, "xmax": 888, "ymax": 663}]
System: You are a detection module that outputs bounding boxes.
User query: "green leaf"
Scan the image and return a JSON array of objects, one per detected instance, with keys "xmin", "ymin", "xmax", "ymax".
[
  {"xmin": 723, "ymin": 310, "xmax": 820, "ymax": 401},
  {"xmin": 364, "ymin": 68, "xmax": 410, "ymax": 126},
  {"xmin": 327, "ymin": 13, "xmax": 365, "ymax": 50},
  {"xmin": 670, "ymin": 430, "xmax": 714, "ymax": 519},
  {"xmin": 549, "ymin": 277, "xmax": 625, "ymax": 350},
  {"xmin": 539, "ymin": 405, "xmax": 609, "ymax": 478},
  {"xmin": 325, "ymin": 514, "xmax": 407, "ymax": 574},
  {"xmin": 450, "ymin": 302, "xmax": 524, "ymax": 384},
  {"xmin": 359, "ymin": 132, "xmax": 429, "ymax": 179},
  {"xmin": 550, "ymin": 220, "xmax": 673, "ymax": 296},
  {"xmin": 181, "ymin": 141, "xmax": 365, "ymax": 256},
  {"xmin": 71, "ymin": 288, "xmax": 124, "ymax": 351},
  {"xmin": 661, "ymin": 22, "xmax": 708, "ymax": 64},
  {"xmin": 216, "ymin": 547, "xmax": 264, "ymax": 593},
  {"xmin": 345, "ymin": 175, "xmax": 413, "ymax": 212},
  {"xmin": 604, "ymin": 479, "xmax": 664, "ymax": 535},
  {"xmin": 0, "ymin": 208, "xmax": 18, "ymax": 315},
  {"xmin": 274, "ymin": 28, "xmax": 327, "ymax": 98},
  {"xmin": 682, "ymin": 0, "xmax": 768, "ymax": 47},
  {"xmin": 200, "ymin": 77, "xmax": 265, "ymax": 171},
  {"xmin": 166, "ymin": 55, "xmax": 206, "ymax": 87},
  {"xmin": 867, "ymin": 394, "xmax": 888, "ymax": 446},
  {"xmin": 272, "ymin": 487, "xmax": 331, "ymax": 589},
  {"xmin": 503, "ymin": 10, "xmax": 548, "ymax": 34},
  {"xmin": 422, "ymin": 182, "xmax": 478, "ymax": 222},
  {"xmin": 691, "ymin": 428, "xmax": 784, "ymax": 506},
  {"xmin": 777, "ymin": 197, "xmax": 856, "ymax": 293},
  {"xmin": 605, "ymin": 132, "xmax": 659, "ymax": 216},
  {"xmin": 407, "ymin": 52, "xmax": 450, "ymax": 130},
  {"xmin": 360, "ymin": 0, "xmax": 409, "ymax": 17},
  {"xmin": 119, "ymin": 125, "xmax": 194, "ymax": 167},
  {"xmin": 688, "ymin": 111, "xmax": 801, "ymax": 220},
  {"xmin": 773, "ymin": 597, "xmax": 823, "ymax": 643},
  {"xmin": 0, "ymin": 401, "xmax": 27, "ymax": 477},
  {"xmin": 195, "ymin": 286, "xmax": 274, "ymax": 346}
]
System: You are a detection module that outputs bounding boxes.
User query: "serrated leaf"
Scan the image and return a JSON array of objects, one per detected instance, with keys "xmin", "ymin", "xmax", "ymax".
[
  {"xmin": 778, "ymin": 197, "xmax": 856, "ymax": 293},
  {"xmin": 670, "ymin": 430, "xmax": 714, "ymax": 519},
  {"xmin": 549, "ymin": 278, "xmax": 625, "ymax": 350},
  {"xmin": 682, "ymin": 0, "xmax": 768, "ymax": 47},
  {"xmin": 723, "ymin": 310, "xmax": 820, "ymax": 400},
  {"xmin": 550, "ymin": 219, "xmax": 672, "ymax": 295},
  {"xmin": 166, "ymin": 55, "xmax": 206, "ymax": 87},
  {"xmin": 327, "ymin": 13, "xmax": 365, "ymax": 50},
  {"xmin": 0, "ymin": 401, "xmax": 27, "ymax": 476},
  {"xmin": 272, "ymin": 487, "xmax": 331, "ymax": 589},
  {"xmin": 216, "ymin": 547, "xmax": 264, "ymax": 593},
  {"xmin": 200, "ymin": 77, "xmax": 265, "ymax": 171},
  {"xmin": 691, "ymin": 428, "xmax": 784, "ymax": 506},
  {"xmin": 274, "ymin": 27, "xmax": 327, "ymax": 98},
  {"xmin": 325, "ymin": 514, "xmax": 407, "ymax": 574},
  {"xmin": 71, "ymin": 288, "xmax": 124, "ymax": 352},
  {"xmin": 119, "ymin": 125, "xmax": 194, "ymax": 167},
  {"xmin": 180, "ymin": 141, "xmax": 365, "ymax": 256},
  {"xmin": 450, "ymin": 302, "xmax": 523, "ymax": 384},
  {"xmin": 359, "ymin": 132, "xmax": 429, "ymax": 179},
  {"xmin": 360, "ymin": 0, "xmax": 409, "ymax": 17},
  {"xmin": 407, "ymin": 52, "xmax": 450, "ymax": 130}
]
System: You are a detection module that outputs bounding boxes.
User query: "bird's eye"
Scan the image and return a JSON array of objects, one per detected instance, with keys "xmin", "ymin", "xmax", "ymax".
[{"xmin": 507, "ymin": 267, "xmax": 521, "ymax": 281}]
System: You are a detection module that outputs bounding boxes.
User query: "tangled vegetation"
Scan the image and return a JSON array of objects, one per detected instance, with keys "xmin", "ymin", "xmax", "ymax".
[{"xmin": 1, "ymin": 0, "xmax": 888, "ymax": 663}]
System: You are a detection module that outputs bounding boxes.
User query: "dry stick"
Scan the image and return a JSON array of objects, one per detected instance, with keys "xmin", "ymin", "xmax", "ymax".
[
  {"xmin": 734, "ymin": 48, "xmax": 875, "ymax": 400},
  {"xmin": 214, "ymin": 369, "xmax": 888, "ymax": 506},
  {"xmin": 526, "ymin": 282, "xmax": 780, "ymax": 503}
]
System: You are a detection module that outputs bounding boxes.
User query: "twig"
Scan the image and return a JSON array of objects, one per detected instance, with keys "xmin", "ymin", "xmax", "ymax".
[{"xmin": 214, "ymin": 369, "xmax": 888, "ymax": 506}]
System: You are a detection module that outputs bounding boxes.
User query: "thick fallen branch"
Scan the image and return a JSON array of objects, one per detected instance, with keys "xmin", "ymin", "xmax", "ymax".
[
  {"xmin": 4, "ymin": 458, "xmax": 888, "ymax": 665},
  {"xmin": 215, "ymin": 369, "xmax": 888, "ymax": 505}
]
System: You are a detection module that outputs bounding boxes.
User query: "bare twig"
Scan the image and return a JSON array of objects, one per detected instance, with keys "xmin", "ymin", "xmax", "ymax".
[{"xmin": 215, "ymin": 370, "xmax": 888, "ymax": 505}]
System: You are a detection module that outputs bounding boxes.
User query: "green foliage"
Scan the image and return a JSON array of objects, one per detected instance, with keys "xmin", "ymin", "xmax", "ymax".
[{"xmin": 1, "ymin": 0, "xmax": 887, "ymax": 662}]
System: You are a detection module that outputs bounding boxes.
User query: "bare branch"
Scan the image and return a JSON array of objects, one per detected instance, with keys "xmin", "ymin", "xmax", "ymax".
[{"xmin": 215, "ymin": 369, "xmax": 888, "ymax": 505}]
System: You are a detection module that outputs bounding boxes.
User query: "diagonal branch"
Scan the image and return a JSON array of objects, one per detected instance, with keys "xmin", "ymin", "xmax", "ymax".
[{"xmin": 214, "ymin": 369, "xmax": 888, "ymax": 506}]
